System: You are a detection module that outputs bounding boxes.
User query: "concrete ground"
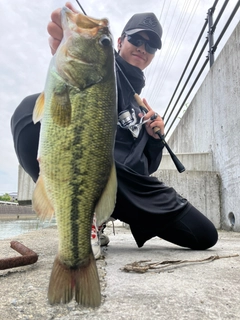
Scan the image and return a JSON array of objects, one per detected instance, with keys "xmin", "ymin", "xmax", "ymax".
[{"xmin": 0, "ymin": 221, "xmax": 240, "ymax": 320}]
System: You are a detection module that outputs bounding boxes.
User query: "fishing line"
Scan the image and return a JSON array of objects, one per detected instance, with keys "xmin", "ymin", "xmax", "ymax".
[
  {"xmin": 75, "ymin": 0, "xmax": 87, "ymax": 15},
  {"xmin": 74, "ymin": 1, "xmax": 185, "ymax": 173}
]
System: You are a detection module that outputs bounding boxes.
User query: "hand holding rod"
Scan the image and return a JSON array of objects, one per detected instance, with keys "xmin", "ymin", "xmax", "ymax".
[{"xmin": 134, "ymin": 94, "xmax": 186, "ymax": 173}]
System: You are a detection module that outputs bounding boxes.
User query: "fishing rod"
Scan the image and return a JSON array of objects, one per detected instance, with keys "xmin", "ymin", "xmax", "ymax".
[{"xmin": 75, "ymin": 1, "xmax": 185, "ymax": 173}]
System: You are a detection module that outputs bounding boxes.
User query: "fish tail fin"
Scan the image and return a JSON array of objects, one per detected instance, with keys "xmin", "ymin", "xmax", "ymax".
[
  {"xmin": 48, "ymin": 254, "xmax": 101, "ymax": 308},
  {"xmin": 75, "ymin": 254, "xmax": 101, "ymax": 307},
  {"xmin": 48, "ymin": 256, "xmax": 74, "ymax": 304}
]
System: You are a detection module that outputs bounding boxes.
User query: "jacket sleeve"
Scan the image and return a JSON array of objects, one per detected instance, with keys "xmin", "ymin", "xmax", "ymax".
[
  {"xmin": 11, "ymin": 93, "xmax": 41, "ymax": 182},
  {"xmin": 144, "ymin": 136, "xmax": 165, "ymax": 174}
]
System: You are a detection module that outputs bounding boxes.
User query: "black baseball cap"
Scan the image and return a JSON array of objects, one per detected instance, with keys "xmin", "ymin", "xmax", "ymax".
[{"xmin": 121, "ymin": 12, "xmax": 162, "ymax": 49}]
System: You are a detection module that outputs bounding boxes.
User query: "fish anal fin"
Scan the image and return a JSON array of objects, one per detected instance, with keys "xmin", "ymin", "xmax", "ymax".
[
  {"xmin": 32, "ymin": 175, "xmax": 54, "ymax": 221},
  {"xmin": 51, "ymin": 88, "xmax": 71, "ymax": 127},
  {"xmin": 95, "ymin": 163, "xmax": 117, "ymax": 226},
  {"xmin": 48, "ymin": 254, "xmax": 101, "ymax": 307},
  {"xmin": 33, "ymin": 92, "xmax": 45, "ymax": 124}
]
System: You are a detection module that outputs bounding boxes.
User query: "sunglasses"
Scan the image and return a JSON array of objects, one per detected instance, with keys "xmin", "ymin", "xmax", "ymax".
[{"xmin": 125, "ymin": 34, "xmax": 157, "ymax": 54}]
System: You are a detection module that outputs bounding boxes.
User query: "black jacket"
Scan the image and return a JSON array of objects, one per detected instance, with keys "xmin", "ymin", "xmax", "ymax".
[{"xmin": 114, "ymin": 54, "xmax": 164, "ymax": 175}]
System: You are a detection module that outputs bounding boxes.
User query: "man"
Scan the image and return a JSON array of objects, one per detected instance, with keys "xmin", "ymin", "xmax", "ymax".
[{"xmin": 11, "ymin": 3, "xmax": 218, "ymax": 260}]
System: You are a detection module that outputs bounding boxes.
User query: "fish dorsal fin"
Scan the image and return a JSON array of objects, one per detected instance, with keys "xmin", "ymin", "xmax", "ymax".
[
  {"xmin": 32, "ymin": 174, "xmax": 55, "ymax": 221},
  {"xmin": 95, "ymin": 163, "xmax": 117, "ymax": 226},
  {"xmin": 51, "ymin": 88, "xmax": 72, "ymax": 127},
  {"xmin": 33, "ymin": 92, "xmax": 45, "ymax": 124}
]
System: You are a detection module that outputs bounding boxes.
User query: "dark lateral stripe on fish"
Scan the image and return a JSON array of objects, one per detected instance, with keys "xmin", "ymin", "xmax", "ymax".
[
  {"xmin": 69, "ymin": 121, "xmax": 93, "ymax": 262},
  {"xmin": 69, "ymin": 126, "xmax": 81, "ymax": 262}
]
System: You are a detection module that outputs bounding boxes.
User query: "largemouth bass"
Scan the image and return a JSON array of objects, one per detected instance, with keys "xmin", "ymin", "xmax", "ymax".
[{"xmin": 32, "ymin": 7, "xmax": 117, "ymax": 308}]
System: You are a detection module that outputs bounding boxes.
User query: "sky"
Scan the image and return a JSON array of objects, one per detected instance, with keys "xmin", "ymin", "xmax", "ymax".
[{"xmin": 0, "ymin": 0, "xmax": 239, "ymax": 194}]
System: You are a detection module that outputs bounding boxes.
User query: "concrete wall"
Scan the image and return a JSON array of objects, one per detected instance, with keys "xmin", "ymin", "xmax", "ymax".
[
  {"xmin": 153, "ymin": 152, "xmax": 221, "ymax": 229},
  {"xmin": 18, "ymin": 166, "xmax": 35, "ymax": 205},
  {"xmin": 0, "ymin": 203, "xmax": 33, "ymax": 215},
  {"xmin": 164, "ymin": 21, "xmax": 240, "ymax": 231}
]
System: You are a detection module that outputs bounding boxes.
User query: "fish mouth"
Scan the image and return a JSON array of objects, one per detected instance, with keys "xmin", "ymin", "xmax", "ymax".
[
  {"xmin": 62, "ymin": 6, "xmax": 109, "ymax": 37},
  {"xmin": 75, "ymin": 12, "xmax": 109, "ymax": 30}
]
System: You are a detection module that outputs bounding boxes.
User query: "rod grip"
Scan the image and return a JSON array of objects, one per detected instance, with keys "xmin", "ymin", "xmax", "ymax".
[{"xmin": 157, "ymin": 133, "xmax": 186, "ymax": 173}]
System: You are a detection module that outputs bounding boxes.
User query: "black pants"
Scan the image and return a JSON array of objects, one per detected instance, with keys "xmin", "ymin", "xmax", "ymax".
[
  {"xmin": 129, "ymin": 205, "xmax": 218, "ymax": 249},
  {"xmin": 112, "ymin": 188, "xmax": 218, "ymax": 250},
  {"xmin": 11, "ymin": 94, "xmax": 218, "ymax": 251}
]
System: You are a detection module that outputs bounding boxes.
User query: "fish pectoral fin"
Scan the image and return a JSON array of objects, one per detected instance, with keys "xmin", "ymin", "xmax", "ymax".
[
  {"xmin": 95, "ymin": 163, "xmax": 117, "ymax": 226},
  {"xmin": 48, "ymin": 253, "xmax": 101, "ymax": 307},
  {"xmin": 33, "ymin": 92, "xmax": 45, "ymax": 124},
  {"xmin": 51, "ymin": 89, "xmax": 71, "ymax": 127},
  {"xmin": 32, "ymin": 175, "xmax": 54, "ymax": 220}
]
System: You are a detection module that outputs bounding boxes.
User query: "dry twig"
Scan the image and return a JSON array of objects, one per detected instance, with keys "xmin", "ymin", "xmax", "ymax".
[{"xmin": 121, "ymin": 254, "xmax": 239, "ymax": 273}]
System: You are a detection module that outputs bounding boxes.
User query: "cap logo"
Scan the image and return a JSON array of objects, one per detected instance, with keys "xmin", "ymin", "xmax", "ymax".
[{"xmin": 139, "ymin": 16, "xmax": 158, "ymax": 30}]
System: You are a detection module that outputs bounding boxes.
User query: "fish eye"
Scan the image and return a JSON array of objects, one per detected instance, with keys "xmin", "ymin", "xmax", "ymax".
[{"xmin": 99, "ymin": 35, "xmax": 111, "ymax": 47}]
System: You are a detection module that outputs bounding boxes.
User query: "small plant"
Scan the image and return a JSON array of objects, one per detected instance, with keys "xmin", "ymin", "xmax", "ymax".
[{"xmin": 0, "ymin": 193, "xmax": 11, "ymax": 201}]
